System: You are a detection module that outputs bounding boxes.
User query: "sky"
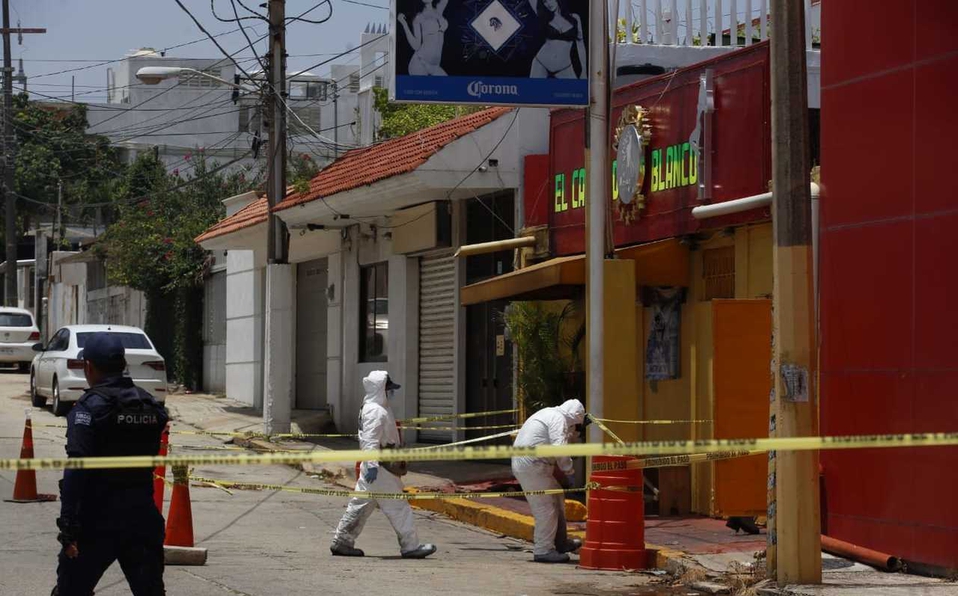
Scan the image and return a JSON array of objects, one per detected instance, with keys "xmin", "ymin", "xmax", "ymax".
[{"xmin": 12, "ymin": 0, "xmax": 389, "ymax": 104}]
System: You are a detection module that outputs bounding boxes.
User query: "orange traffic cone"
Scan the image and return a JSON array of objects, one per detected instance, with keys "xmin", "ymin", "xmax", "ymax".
[
  {"xmin": 5, "ymin": 410, "xmax": 57, "ymax": 503},
  {"xmin": 153, "ymin": 424, "xmax": 170, "ymax": 513},
  {"xmin": 164, "ymin": 464, "xmax": 195, "ymax": 547}
]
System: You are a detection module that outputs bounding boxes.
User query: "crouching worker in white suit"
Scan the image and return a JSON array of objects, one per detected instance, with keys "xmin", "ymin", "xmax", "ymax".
[
  {"xmin": 330, "ymin": 370, "xmax": 437, "ymax": 559},
  {"xmin": 512, "ymin": 399, "xmax": 586, "ymax": 563}
]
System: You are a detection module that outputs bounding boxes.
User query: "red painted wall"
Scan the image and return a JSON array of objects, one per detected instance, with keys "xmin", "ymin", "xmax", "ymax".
[
  {"xmin": 820, "ymin": 0, "xmax": 958, "ymax": 570},
  {"xmin": 523, "ymin": 154, "xmax": 551, "ymax": 228},
  {"xmin": 548, "ymin": 43, "xmax": 772, "ymax": 256}
]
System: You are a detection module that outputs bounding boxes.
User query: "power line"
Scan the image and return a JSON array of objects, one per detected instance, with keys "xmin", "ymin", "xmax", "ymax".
[
  {"xmin": 28, "ymin": 26, "xmax": 251, "ymax": 80},
  {"xmin": 173, "ymin": 0, "xmax": 261, "ymax": 85}
]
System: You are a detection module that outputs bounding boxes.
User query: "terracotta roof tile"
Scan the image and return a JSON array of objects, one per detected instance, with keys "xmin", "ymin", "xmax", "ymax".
[
  {"xmin": 275, "ymin": 107, "xmax": 513, "ymax": 211},
  {"xmin": 195, "ymin": 196, "xmax": 268, "ymax": 243},
  {"xmin": 196, "ymin": 107, "xmax": 512, "ymax": 243}
]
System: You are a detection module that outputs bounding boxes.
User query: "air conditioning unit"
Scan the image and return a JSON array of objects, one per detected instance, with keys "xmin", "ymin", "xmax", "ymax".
[{"xmin": 390, "ymin": 201, "xmax": 452, "ymax": 254}]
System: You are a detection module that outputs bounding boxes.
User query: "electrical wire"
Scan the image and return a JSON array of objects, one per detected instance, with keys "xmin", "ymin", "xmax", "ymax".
[
  {"xmin": 173, "ymin": 0, "xmax": 261, "ymax": 86},
  {"xmin": 226, "ymin": 0, "xmax": 268, "ymax": 74},
  {"xmin": 212, "ymin": 0, "xmax": 266, "ymax": 23},
  {"xmin": 287, "ymin": 1, "xmax": 334, "ymax": 24},
  {"xmin": 13, "ymin": 149, "xmax": 254, "ymax": 210},
  {"xmin": 340, "ymin": 0, "xmax": 389, "ymax": 9},
  {"xmin": 29, "ymin": 27, "xmax": 251, "ymax": 80}
]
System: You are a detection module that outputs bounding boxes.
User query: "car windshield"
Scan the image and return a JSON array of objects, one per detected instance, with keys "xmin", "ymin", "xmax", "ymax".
[
  {"xmin": 77, "ymin": 332, "xmax": 152, "ymax": 350},
  {"xmin": 0, "ymin": 313, "xmax": 33, "ymax": 327}
]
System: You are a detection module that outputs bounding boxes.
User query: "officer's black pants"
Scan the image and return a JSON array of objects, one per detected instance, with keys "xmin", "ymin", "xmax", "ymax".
[{"xmin": 54, "ymin": 512, "xmax": 165, "ymax": 596}]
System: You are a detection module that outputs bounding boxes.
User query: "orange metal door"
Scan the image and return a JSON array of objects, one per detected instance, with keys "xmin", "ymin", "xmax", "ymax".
[{"xmin": 712, "ymin": 299, "xmax": 771, "ymax": 516}]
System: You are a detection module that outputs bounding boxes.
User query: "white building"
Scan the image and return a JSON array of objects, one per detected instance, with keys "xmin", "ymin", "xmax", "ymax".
[
  {"xmin": 197, "ymin": 107, "xmax": 549, "ymax": 437},
  {"xmin": 84, "ymin": 48, "xmax": 361, "ymax": 170}
]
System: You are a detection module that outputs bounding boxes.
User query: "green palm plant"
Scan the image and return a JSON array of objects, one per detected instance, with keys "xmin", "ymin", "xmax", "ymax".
[{"xmin": 502, "ymin": 301, "xmax": 586, "ymax": 413}]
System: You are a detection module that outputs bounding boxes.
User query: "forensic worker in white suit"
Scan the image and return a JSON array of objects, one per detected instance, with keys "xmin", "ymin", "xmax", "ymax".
[
  {"xmin": 330, "ymin": 370, "xmax": 437, "ymax": 559},
  {"xmin": 512, "ymin": 399, "xmax": 586, "ymax": 563}
]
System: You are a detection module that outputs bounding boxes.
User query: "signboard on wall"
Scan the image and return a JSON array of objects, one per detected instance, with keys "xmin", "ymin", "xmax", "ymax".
[
  {"xmin": 547, "ymin": 44, "xmax": 772, "ymax": 256},
  {"xmin": 391, "ymin": 0, "xmax": 589, "ymax": 106}
]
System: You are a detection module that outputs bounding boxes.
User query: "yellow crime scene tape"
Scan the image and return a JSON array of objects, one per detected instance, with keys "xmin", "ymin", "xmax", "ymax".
[
  {"xmin": 188, "ymin": 475, "xmax": 601, "ymax": 501},
  {"xmin": 3, "ymin": 433, "xmax": 957, "ymax": 471},
  {"xmin": 398, "ymin": 408, "xmax": 517, "ymax": 424},
  {"xmin": 401, "ymin": 424, "xmax": 520, "ymax": 431},
  {"xmin": 416, "ymin": 429, "xmax": 518, "ymax": 449},
  {"xmin": 590, "ymin": 450, "xmax": 762, "ymax": 472},
  {"xmin": 594, "ymin": 417, "xmax": 713, "ymax": 425},
  {"xmin": 590, "ymin": 417, "xmax": 626, "ymax": 445}
]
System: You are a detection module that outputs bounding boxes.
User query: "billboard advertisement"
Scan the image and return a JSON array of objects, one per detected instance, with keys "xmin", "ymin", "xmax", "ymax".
[{"xmin": 392, "ymin": 0, "xmax": 589, "ymax": 106}]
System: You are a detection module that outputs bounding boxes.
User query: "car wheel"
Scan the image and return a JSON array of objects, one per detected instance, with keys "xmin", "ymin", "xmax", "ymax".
[
  {"xmin": 18, "ymin": 362, "xmax": 29, "ymax": 373},
  {"xmin": 52, "ymin": 378, "xmax": 70, "ymax": 417},
  {"xmin": 30, "ymin": 370, "xmax": 46, "ymax": 408}
]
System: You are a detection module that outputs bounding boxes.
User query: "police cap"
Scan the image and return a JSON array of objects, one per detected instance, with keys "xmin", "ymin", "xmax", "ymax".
[{"xmin": 77, "ymin": 332, "xmax": 126, "ymax": 368}]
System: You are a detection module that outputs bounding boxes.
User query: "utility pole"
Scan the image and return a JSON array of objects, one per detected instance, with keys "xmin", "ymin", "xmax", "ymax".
[
  {"xmin": 585, "ymin": 0, "xmax": 609, "ymax": 445},
  {"xmin": 333, "ymin": 81, "xmax": 339, "ymax": 159},
  {"xmin": 56, "ymin": 180, "xmax": 62, "ymax": 247},
  {"xmin": 1, "ymin": 0, "xmax": 44, "ymax": 306},
  {"xmin": 266, "ymin": 0, "xmax": 287, "ymax": 264},
  {"xmin": 768, "ymin": 0, "xmax": 821, "ymax": 585},
  {"xmin": 263, "ymin": 0, "xmax": 293, "ymax": 435}
]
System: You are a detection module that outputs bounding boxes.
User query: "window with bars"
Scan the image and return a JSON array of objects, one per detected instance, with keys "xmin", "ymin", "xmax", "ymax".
[
  {"xmin": 178, "ymin": 68, "xmax": 223, "ymax": 88},
  {"xmin": 348, "ymin": 73, "xmax": 361, "ymax": 93},
  {"xmin": 702, "ymin": 246, "xmax": 735, "ymax": 300}
]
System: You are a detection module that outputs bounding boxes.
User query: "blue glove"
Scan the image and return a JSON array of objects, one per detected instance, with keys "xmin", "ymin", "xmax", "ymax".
[{"xmin": 363, "ymin": 466, "xmax": 379, "ymax": 484}]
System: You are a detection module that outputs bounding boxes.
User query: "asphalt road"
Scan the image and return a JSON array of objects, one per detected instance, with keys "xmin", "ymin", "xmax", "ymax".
[{"xmin": 0, "ymin": 371, "xmax": 679, "ymax": 596}]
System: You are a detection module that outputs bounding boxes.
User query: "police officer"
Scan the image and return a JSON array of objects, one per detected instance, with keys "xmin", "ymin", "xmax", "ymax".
[{"xmin": 53, "ymin": 332, "xmax": 169, "ymax": 596}]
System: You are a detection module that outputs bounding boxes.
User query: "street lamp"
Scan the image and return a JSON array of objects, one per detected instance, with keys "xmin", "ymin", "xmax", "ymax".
[
  {"xmin": 135, "ymin": 66, "xmax": 250, "ymax": 90},
  {"xmin": 136, "ymin": 49, "xmax": 291, "ymax": 436}
]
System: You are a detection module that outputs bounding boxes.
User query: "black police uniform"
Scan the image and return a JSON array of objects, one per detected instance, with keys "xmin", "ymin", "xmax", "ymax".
[{"xmin": 54, "ymin": 375, "xmax": 169, "ymax": 596}]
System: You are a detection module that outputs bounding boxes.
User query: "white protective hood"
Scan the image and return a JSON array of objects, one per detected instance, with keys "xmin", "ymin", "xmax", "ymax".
[
  {"xmin": 362, "ymin": 370, "xmax": 390, "ymax": 408},
  {"xmin": 556, "ymin": 399, "xmax": 586, "ymax": 427}
]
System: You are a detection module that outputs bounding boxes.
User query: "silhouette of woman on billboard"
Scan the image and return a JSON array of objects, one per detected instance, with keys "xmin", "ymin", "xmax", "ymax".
[
  {"xmin": 398, "ymin": 0, "xmax": 450, "ymax": 76},
  {"xmin": 529, "ymin": 0, "xmax": 585, "ymax": 79}
]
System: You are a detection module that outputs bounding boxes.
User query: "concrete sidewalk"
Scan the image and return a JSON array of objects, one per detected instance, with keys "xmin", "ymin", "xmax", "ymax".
[{"xmin": 164, "ymin": 393, "xmax": 958, "ymax": 595}]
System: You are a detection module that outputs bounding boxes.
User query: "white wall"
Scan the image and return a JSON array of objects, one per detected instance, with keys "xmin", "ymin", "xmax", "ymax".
[
  {"xmin": 338, "ymin": 225, "xmax": 419, "ymax": 433},
  {"xmin": 225, "ymin": 249, "xmax": 266, "ymax": 409}
]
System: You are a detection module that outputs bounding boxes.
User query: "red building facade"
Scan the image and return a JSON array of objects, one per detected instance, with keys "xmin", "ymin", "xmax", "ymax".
[{"xmin": 820, "ymin": 0, "xmax": 958, "ymax": 571}]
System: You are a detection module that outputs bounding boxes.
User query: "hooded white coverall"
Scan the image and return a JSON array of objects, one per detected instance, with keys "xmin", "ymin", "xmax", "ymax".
[
  {"xmin": 511, "ymin": 399, "xmax": 586, "ymax": 556},
  {"xmin": 331, "ymin": 371, "xmax": 420, "ymax": 553}
]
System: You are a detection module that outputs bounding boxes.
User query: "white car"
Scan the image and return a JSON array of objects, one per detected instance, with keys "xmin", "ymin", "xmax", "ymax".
[
  {"xmin": 30, "ymin": 324, "xmax": 168, "ymax": 416},
  {"xmin": 0, "ymin": 307, "xmax": 41, "ymax": 371}
]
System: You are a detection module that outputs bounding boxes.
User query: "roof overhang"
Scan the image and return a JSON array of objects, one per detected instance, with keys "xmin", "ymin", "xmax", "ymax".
[
  {"xmin": 459, "ymin": 238, "xmax": 690, "ymax": 306},
  {"xmin": 460, "ymin": 255, "xmax": 585, "ymax": 306},
  {"xmin": 198, "ymin": 222, "xmax": 266, "ymax": 252}
]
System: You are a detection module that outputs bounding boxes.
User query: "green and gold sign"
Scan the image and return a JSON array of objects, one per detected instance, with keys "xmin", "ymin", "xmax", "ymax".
[{"xmin": 650, "ymin": 142, "xmax": 697, "ymax": 192}]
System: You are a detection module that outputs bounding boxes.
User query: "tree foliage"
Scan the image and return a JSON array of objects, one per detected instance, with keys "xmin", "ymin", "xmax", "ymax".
[
  {"xmin": 12, "ymin": 94, "xmax": 124, "ymax": 233},
  {"xmin": 100, "ymin": 152, "xmax": 259, "ymax": 293},
  {"xmin": 373, "ymin": 87, "xmax": 483, "ymax": 140}
]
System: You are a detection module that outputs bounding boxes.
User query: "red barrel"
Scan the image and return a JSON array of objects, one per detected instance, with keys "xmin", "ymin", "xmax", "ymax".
[{"xmin": 579, "ymin": 456, "xmax": 648, "ymax": 570}]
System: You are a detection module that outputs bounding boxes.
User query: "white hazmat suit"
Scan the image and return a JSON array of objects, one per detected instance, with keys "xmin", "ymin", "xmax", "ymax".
[
  {"xmin": 331, "ymin": 371, "xmax": 432, "ymax": 557},
  {"xmin": 512, "ymin": 399, "xmax": 586, "ymax": 558}
]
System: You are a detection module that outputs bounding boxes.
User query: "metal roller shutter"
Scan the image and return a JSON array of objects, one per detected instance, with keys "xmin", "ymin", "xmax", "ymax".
[{"xmin": 418, "ymin": 251, "xmax": 456, "ymax": 442}]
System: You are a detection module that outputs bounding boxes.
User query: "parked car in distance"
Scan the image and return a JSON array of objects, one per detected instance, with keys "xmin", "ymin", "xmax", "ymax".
[
  {"xmin": 0, "ymin": 307, "xmax": 41, "ymax": 372},
  {"xmin": 30, "ymin": 325, "xmax": 168, "ymax": 416}
]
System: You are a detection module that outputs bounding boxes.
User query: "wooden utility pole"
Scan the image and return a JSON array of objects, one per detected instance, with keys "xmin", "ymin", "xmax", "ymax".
[
  {"xmin": 1, "ymin": 0, "xmax": 44, "ymax": 305},
  {"xmin": 768, "ymin": 0, "xmax": 821, "ymax": 585},
  {"xmin": 266, "ymin": 0, "xmax": 288, "ymax": 264}
]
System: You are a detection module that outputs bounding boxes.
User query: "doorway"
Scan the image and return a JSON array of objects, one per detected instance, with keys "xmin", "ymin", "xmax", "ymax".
[
  {"xmin": 464, "ymin": 193, "xmax": 516, "ymax": 438},
  {"xmin": 296, "ymin": 258, "xmax": 328, "ymax": 410}
]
